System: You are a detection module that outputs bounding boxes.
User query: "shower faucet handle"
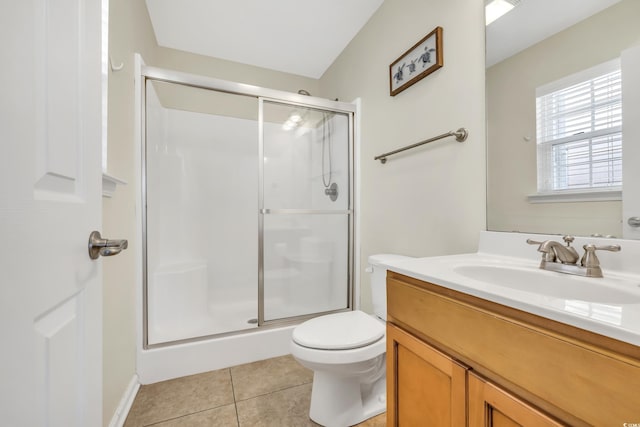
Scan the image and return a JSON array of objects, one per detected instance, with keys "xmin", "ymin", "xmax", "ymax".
[{"xmin": 324, "ymin": 183, "xmax": 338, "ymax": 202}]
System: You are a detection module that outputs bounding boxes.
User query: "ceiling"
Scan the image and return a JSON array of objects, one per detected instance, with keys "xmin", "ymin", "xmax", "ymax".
[
  {"xmin": 146, "ymin": 0, "xmax": 623, "ymax": 77},
  {"xmin": 486, "ymin": 0, "xmax": 622, "ymax": 67},
  {"xmin": 145, "ymin": 0, "xmax": 384, "ymax": 79}
]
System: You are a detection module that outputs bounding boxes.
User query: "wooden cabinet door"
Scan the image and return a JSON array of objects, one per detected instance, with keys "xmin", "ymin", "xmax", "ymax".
[
  {"xmin": 387, "ymin": 324, "xmax": 466, "ymax": 427},
  {"xmin": 468, "ymin": 373, "xmax": 565, "ymax": 427}
]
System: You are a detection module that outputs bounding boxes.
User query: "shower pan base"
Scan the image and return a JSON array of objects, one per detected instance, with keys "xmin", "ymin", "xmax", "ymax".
[{"xmin": 138, "ymin": 325, "xmax": 296, "ymax": 384}]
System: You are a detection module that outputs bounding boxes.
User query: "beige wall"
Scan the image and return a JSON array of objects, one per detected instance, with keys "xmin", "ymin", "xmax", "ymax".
[
  {"xmin": 106, "ymin": 0, "xmax": 486, "ymax": 422},
  {"xmin": 152, "ymin": 46, "xmax": 320, "ymax": 96},
  {"xmin": 319, "ymin": 0, "xmax": 486, "ymax": 312},
  {"xmin": 103, "ymin": 0, "xmax": 157, "ymax": 425},
  {"xmin": 104, "ymin": 0, "xmax": 320, "ymax": 424},
  {"xmin": 487, "ymin": 0, "xmax": 640, "ymax": 237}
]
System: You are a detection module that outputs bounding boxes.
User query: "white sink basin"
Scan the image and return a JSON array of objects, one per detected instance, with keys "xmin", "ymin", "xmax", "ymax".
[
  {"xmin": 453, "ymin": 264, "xmax": 640, "ymax": 304},
  {"xmin": 383, "ymin": 233, "xmax": 640, "ymax": 346}
]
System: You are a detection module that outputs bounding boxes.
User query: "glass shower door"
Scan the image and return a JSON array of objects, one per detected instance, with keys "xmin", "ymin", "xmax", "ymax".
[
  {"xmin": 145, "ymin": 80, "xmax": 259, "ymax": 345},
  {"xmin": 261, "ymin": 100, "xmax": 353, "ymax": 322}
]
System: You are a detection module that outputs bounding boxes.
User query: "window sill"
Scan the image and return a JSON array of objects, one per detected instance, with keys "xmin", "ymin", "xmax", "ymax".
[{"xmin": 527, "ymin": 189, "xmax": 622, "ymax": 204}]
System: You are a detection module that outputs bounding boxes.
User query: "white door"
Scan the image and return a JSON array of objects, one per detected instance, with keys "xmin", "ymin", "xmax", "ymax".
[
  {"xmin": 622, "ymin": 44, "xmax": 640, "ymax": 239},
  {"xmin": 0, "ymin": 1, "xmax": 105, "ymax": 426}
]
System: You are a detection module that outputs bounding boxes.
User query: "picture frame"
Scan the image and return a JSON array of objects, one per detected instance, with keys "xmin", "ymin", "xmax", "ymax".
[{"xmin": 389, "ymin": 26, "xmax": 443, "ymax": 96}]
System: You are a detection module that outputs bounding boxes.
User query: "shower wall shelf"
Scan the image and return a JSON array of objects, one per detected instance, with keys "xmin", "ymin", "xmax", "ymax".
[
  {"xmin": 374, "ymin": 127, "xmax": 468, "ymax": 164},
  {"xmin": 102, "ymin": 172, "xmax": 127, "ymax": 198}
]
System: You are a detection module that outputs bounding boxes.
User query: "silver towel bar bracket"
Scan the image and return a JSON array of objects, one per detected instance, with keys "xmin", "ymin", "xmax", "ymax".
[{"xmin": 374, "ymin": 127, "xmax": 468, "ymax": 164}]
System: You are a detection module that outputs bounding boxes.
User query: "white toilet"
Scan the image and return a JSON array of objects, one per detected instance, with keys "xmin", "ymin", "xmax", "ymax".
[{"xmin": 290, "ymin": 254, "xmax": 412, "ymax": 427}]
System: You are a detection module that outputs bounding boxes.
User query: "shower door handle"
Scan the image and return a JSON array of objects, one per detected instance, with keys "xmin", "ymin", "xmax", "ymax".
[{"xmin": 88, "ymin": 230, "xmax": 128, "ymax": 260}]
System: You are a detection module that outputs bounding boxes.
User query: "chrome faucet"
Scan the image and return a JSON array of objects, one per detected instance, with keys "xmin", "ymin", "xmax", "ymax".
[
  {"xmin": 532, "ymin": 235, "xmax": 579, "ymax": 264},
  {"xmin": 526, "ymin": 235, "xmax": 621, "ymax": 278}
]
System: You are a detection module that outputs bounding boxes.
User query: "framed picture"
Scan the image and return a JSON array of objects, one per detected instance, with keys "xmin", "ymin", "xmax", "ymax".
[{"xmin": 389, "ymin": 26, "xmax": 443, "ymax": 96}]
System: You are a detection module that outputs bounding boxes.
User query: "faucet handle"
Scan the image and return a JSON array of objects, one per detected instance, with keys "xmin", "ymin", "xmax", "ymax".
[
  {"xmin": 526, "ymin": 238, "xmax": 556, "ymax": 261},
  {"xmin": 581, "ymin": 243, "xmax": 621, "ymax": 268},
  {"xmin": 590, "ymin": 244, "xmax": 621, "ymax": 252}
]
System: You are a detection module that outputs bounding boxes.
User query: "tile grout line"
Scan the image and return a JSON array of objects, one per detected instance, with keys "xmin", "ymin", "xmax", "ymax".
[
  {"xmin": 142, "ymin": 408, "xmax": 211, "ymax": 427},
  {"xmin": 233, "ymin": 380, "xmax": 313, "ymax": 403},
  {"xmin": 142, "ymin": 403, "xmax": 240, "ymax": 427},
  {"xmin": 142, "ymin": 367, "xmax": 239, "ymax": 427},
  {"xmin": 229, "ymin": 367, "xmax": 241, "ymax": 427},
  {"xmin": 130, "ymin": 357, "xmax": 316, "ymax": 427}
]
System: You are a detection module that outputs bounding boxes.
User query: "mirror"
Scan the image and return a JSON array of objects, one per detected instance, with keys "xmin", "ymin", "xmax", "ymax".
[{"xmin": 486, "ymin": 0, "xmax": 639, "ymax": 238}]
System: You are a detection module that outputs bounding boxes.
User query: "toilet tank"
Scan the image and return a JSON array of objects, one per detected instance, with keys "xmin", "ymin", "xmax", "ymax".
[{"xmin": 368, "ymin": 254, "xmax": 413, "ymax": 321}]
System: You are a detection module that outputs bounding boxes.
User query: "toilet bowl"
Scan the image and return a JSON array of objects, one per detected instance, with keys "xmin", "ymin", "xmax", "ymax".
[{"xmin": 290, "ymin": 254, "xmax": 412, "ymax": 426}]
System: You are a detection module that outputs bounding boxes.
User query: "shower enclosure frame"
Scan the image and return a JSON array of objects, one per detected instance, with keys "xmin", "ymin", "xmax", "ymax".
[{"xmin": 139, "ymin": 65, "xmax": 357, "ymax": 350}]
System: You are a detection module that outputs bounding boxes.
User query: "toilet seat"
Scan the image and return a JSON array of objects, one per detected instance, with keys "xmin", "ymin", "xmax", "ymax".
[
  {"xmin": 289, "ymin": 255, "xmax": 412, "ymax": 427},
  {"xmin": 292, "ymin": 310, "xmax": 385, "ymax": 350}
]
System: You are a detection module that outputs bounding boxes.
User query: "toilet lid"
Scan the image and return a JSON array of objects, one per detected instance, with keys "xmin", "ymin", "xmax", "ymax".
[{"xmin": 292, "ymin": 310, "xmax": 385, "ymax": 350}]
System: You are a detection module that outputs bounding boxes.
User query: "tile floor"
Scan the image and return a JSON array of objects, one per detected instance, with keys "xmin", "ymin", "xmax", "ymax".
[{"xmin": 124, "ymin": 355, "xmax": 386, "ymax": 427}]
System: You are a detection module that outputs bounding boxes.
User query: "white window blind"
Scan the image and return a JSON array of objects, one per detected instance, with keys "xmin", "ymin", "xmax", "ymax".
[{"xmin": 535, "ymin": 60, "xmax": 622, "ymax": 194}]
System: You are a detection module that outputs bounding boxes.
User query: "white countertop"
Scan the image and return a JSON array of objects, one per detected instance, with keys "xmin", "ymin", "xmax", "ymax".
[{"xmin": 383, "ymin": 231, "xmax": 640, "ymax": 347}]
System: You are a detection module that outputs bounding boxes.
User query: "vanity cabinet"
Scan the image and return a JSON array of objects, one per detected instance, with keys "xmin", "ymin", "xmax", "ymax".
[
  {"xmin": 386, "ymin": 271, "xmax": 640, "ymax": 426},
  {"xmin": 468, "ymin": 373, "xmax": 562, "ymax": 427},
  {"xmin": 386, "ymin": 323, "xmax": 466, "ymax": 426},
  {"xmin": 387, "ymin": 323, "xmax": 559, "ymax": 427}
]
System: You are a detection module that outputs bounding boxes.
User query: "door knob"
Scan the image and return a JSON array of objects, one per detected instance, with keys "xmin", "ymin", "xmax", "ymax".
[
  {"xmin": 628, "ymin": 217, "xmax": 640, "ymax": 228},
  {"xmin": 88, "ymin": 231, "xmax": 128, "ymax": 260}
]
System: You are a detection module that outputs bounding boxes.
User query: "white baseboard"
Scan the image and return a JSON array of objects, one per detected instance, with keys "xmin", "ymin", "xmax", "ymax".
[{"xmin": 108, "ymin": 375, "xmax": 140, "ymax": 427}]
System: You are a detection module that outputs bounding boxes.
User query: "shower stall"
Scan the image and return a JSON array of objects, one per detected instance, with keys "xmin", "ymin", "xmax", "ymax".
[{"xmin": 140, "ymin": 67, "xmax": 356, "ymax": 354}]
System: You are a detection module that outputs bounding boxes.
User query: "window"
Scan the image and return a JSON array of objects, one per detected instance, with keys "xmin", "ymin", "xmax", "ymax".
[{"xmin": 535, "ymin": 60, "xmax": 622, "ymax": 196}]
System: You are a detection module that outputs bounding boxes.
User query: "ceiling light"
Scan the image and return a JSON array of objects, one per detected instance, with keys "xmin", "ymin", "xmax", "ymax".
[
  {"xmin": 485, "ymin": 0, "xmax": 519, "ymax": 26},
  {"xmin": 289, "ymin": 112, "xmax": 303, "ymax": 123},
  {"xmin": 282, "ymin": 109, "xmax": 307, "ymax": 131},
  {"xmin": 282, "ymin": 121, "xmax": 295, "ymax": 131}
]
